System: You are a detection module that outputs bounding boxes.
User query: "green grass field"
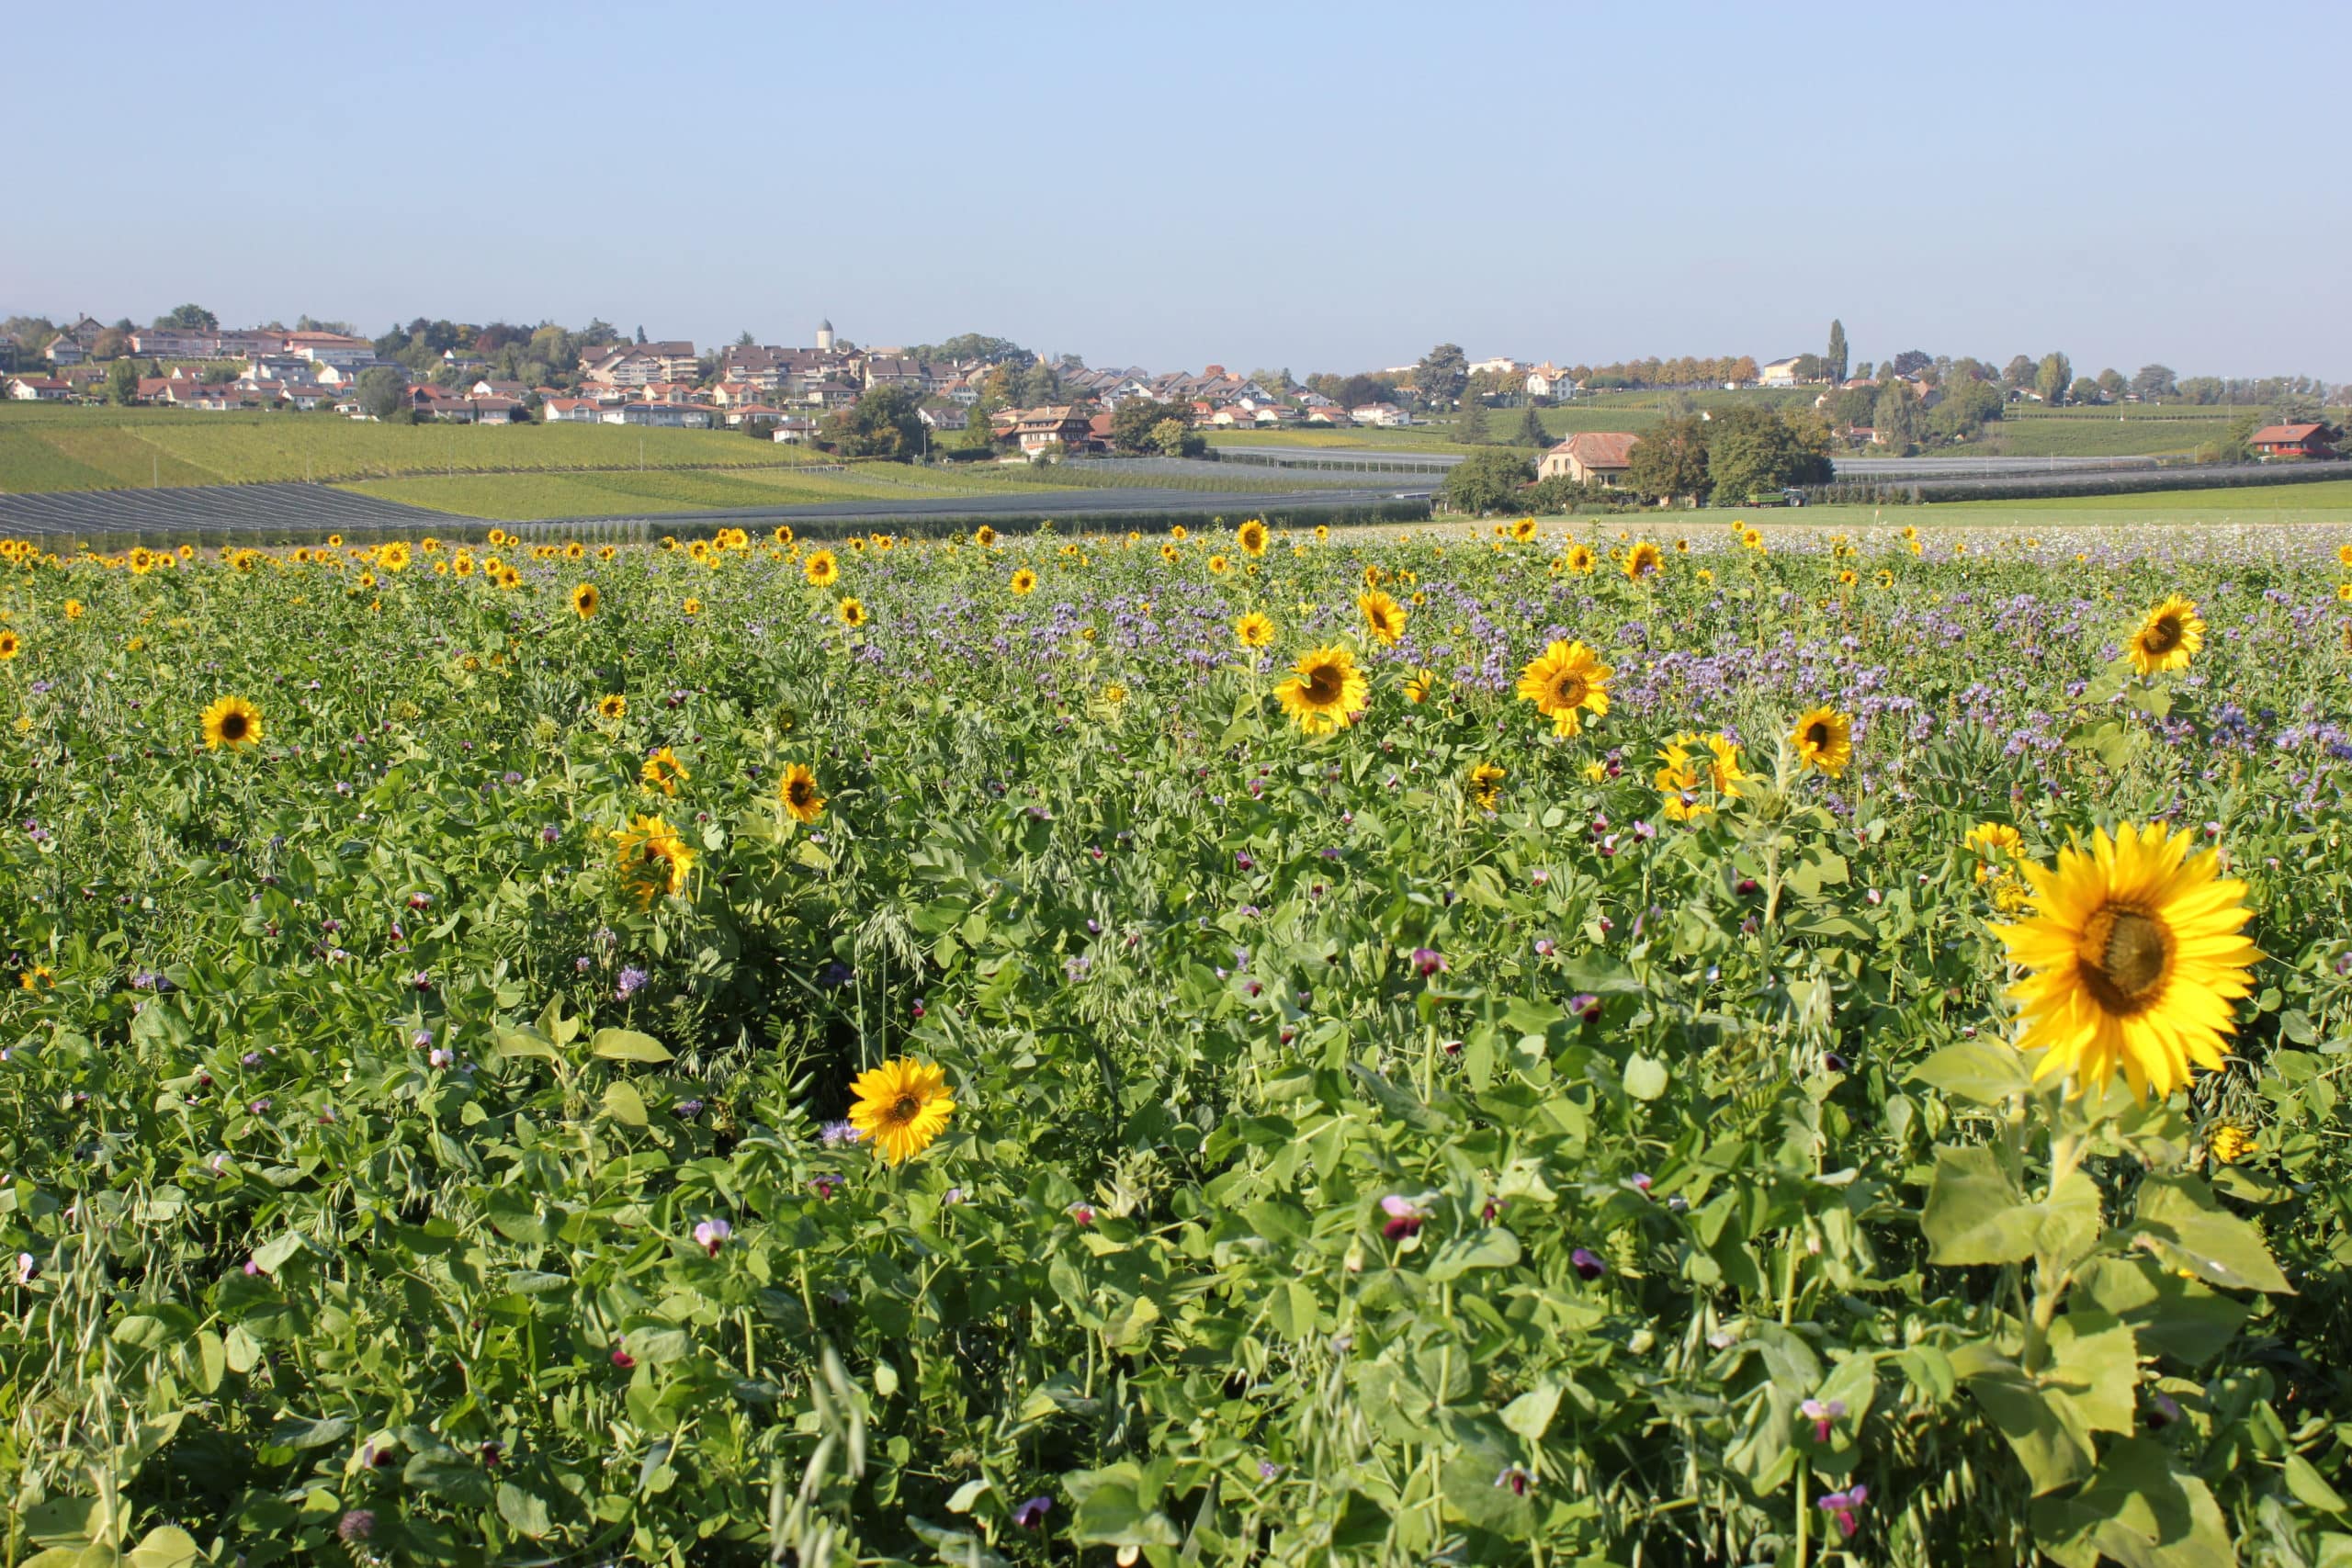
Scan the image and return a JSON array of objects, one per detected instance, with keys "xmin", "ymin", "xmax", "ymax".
[
  {"xmin": 340, "ymin": 464, "xmax": 1057, "ymax": 520},
  {"xmin": 1687, "ymin": 480, "xmax": 2352, "ymax": 533},
  {"xmin": 0, "ymin": 404, "xmax": 826, "ymax": 491}
]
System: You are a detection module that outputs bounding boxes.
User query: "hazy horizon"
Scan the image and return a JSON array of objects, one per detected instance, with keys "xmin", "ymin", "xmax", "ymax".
[{"xmin": 8, "ymin": 2, "xmax": 2346, "ymax": 382}]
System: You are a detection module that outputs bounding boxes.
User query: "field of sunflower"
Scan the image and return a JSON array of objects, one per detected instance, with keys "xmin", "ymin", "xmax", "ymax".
[{"xmin": 2, "ymin": 517, "xmax": 2350, "ymax": 1566}]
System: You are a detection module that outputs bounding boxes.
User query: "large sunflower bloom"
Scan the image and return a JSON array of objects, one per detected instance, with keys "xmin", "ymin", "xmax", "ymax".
[
  {"xmin": 1514, "ymin": 640, "xmax": 1611, "ymax": 737},
  {"xmin": 1274, "ymin": 645, "xmax": 1369, "ymax": 735},
  {"xmin": 571, "ymin": 582, "xmax": 600, "ymax": 620},
  {"xmin": 1358, "ymin": 590, "xmax": 1407, "ymax": 645},
  {"xmin": 0, "ymin": 629, "xmax": 20, "ymax": 661},
  {"xmin": 1993, "ymin": 824, "xmax": 2259, "ymax": 1100},
  {"xmin": 2128, "ymin": 595, "xmax": 2203, "ymax": 676},
  {"xmin": 847, "ymin": 1058, "xmax": 956, "ymax": 1164},
  {"xmin": 200, "ymin": 694, "xmax": 265, "ymax": 750},
  {"xmin": 1789, "ymin": 707, "xmax": 1853, "ymax": 775},
  {"xmin": 1623, "ymin": 541, "xmax": 1665, "ymax": 581},
  {"xmin": 1235, "ymin": 612, "xmax": 1276, "ymax": 649},
  {"xmin": 804, "ymin": 549, "xmax": 840, "ymax": 588},
  {"xmin": 780, "ymin": 762, "xmax": 825, "ymax": 824},
  {"xmin": 1237, "ymin": 518, "xmax": 1269, "ymax": 557},
  {"xmin": 614, "ymin": 815, "xmax": 695, "ymax": 908},
  {"xmin": 1011, "ymin": 568, "xmax": 1038, "ymax": 595}
]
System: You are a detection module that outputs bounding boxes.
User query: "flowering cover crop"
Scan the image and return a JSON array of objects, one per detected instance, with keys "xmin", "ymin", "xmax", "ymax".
[{"xmin": 2, "ymin": 518, "xmax": 2350, "ymax": 1565}]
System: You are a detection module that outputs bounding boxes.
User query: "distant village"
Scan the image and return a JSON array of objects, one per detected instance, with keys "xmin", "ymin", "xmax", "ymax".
[{"xmin": 2, "ymin": 313, "xmax": 2339, "ymax": 469}]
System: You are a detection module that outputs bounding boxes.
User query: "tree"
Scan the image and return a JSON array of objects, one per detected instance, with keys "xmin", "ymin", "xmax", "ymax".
[
  {"xmin": 1111, "ymin": 398, "xmax": 1191, "ymax": 455},
  {"xmin": 1148, "ymin": 418, "xmax": 1201, "ymax": 458},
  {"xmin": 1705, "ymin": 405, "xmax": 1833, "ymax": 503},
  {"xmin": 1624, "ymin": 416, "xmax": 1712, "ymax": 503},
  {"xmin": 1874, "ymin": 380, "xmax": 1922, "ymax": 453},
  {"xmin": 1790, "ymin": 354, "xmax": 1826, "ymax": 383},
  {"xmin": 2096, "ymin": 368, "xmax": 2126, "ymax": 400},
  {"xmin": 2068, "ymin": 377, "xmax": 2103, "ymax": 406},
  {"xmin": 2131, "ymin": 364, "xmax": 2177, "ymax": 401},
  {"xmin": 1825, "ymin": 320, "xmax": 1849, "ymax": 383},
  {"xmin": 356, "ymin": 367, "xmax": 409, "ymax": 423},
  {"xmin": 1889, "ymin": 350, "xmax": 1933, "ymax": 379},
  {"xmin": 634, "ymin": 324, "xmax": 648, "ymax": 344},
  {"xmin": 2035, "ymin": 352, "xmax": 2073, "ymax": 405},
  {"xmin": 1415, "ymin": 343, "xmax": 1468, "ymax": 408},
  {"xmin": 107, "ymin": 359, "xmax": 141, "ymax": 405},
  {"xmin": 1337, "ymin": 373, "xmax": 1398, "ymax": 411},
  {"xmin": 1442, "ymin": 447, "xmax": 1533, "ymax": 513},
  {"xmin": 735, "ymin": 329, "xmax": 756, "ymax": 347},
  {"xmin": 92, "ymin": 328, "xmax": 130, "ymax": 362},
  {"xmin": 2002, "ymin": 355, "xmax": 2036, "ymax": 390},
  {"xmin": 154, "ymin": 303, "xmax": 218, "ymax": 331},
  {"xmin": 1514, "ymin": 403, "xmax": 1550, "ymax": 447},
  {"xmin": 1456, "ymin": 393, "xmax": 1489, "ymax": 445},
  {"xmin": 1928, "ymin": 378, "xmax": 2004, "ymax": 442},
  {"xmin": 821, "ymin": 384, "xmax": 925, "ymax": 459}
]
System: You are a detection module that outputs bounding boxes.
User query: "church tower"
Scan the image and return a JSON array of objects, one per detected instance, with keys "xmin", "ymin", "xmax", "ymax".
[{"xmin": 815, "ymin": 318, "xmax": 834, "ymax": 354}]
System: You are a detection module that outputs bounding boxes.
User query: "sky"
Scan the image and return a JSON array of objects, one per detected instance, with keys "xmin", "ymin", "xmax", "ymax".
[{"xmin": 7, "ymin": 2, "xmax": 2346, "ymax": 382}]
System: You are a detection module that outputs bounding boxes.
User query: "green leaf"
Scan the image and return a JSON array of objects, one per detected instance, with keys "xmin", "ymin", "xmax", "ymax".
[
  {"xmin": 126, "ymin": 1529, "xmax": 200, "ymax": 1568},
  {"xmin": 591, "ymin": 1027, "xmax": 673, "ymax": 1064},
  {"xmin": 2287, "ymin": 1455, "xmax": 2349, "ymax": 1517},
  {"xmin": 496, "ymin": 1482, "xmax": 553, "ymax": 1538},
  {"xmin": 2133, "ymin": 1175, "xmax": 2293, "ymax": 1294},
  {"xmin": 2076, "ymin": 1256, "xmax": 2248, "ymax": 1368},
  {"xmin": 251, "ymin": 1230, "xmax": 306, "ymax": 1273},
  {"xmin": 904, "ymin": 1517, "xmax": 1012, "ymax": 1568},
  {"xmin": 1500, "ymin": 1382, "xmax": 1561, "ymax": 1442},
  {"xmin": 1423, "ymin": 1226, "xmax": 1521, "ymax": 1282},
  {"xmin": 602, "ymin": 1079, "xmax": 649, "ymax": 1126},
  {"xmin": 1956, "ymin": 1347, "xmax": 2095, "ymax": 1495},
  {"xmin": 1623, "ymin": 1054, "xmax": 1668, "ymax": 1101},
  {"xmin": 623, "ymin": 1325, "xmax": 693, "ymax": 1364},
  {"xmin": 1922, "ymin": 1145, "xmax": 2038, "ymax": 1265},
  {"xmin": 2044, "ymin": 1310, "xmax": 2138, "ymax": 1434},
  {"xmin": 267, "ymin": 1413, "xmax": 353, "ymax": 1450},
  {"xmin": 1910, "ymin": 1041, "xmax": 2031, "ymax": 1104}
]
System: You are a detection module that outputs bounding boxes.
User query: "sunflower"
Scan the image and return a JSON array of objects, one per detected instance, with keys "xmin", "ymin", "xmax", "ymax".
[
  {"xmin": 1403, "ymin": 668, "xmax": 1437, "ymax": 705},
  {"xmin": 200, "ymin": 694, "xmax": 264, "ymax": 750},
  {"xmin": 1514, "ymin": 640, "xmax": 1611, "ymax": 737},
  {"xmin": 453, "ymin": 552, "xmax": 476, "ymax": 577},
  {"xmin": 1205, "ymin": 553, "xmax": 1231, "ymax": 576},
  {"xmin": 571, "ymin": 582, "xmax": 600, "ymax": 620},
  {"xmin": 378, "ymin": 541, "xmax": 412, "ymax": 572},
  {"xmin": 640, "ymin": 746, "xmax": 690, "ymax": 795},
  {"xmin": 804, "ymin": 549, "xmax": 840, "ymax": 588},
  {"xmin": 779, "ymin": 762, "xmax": 825, "ymax": 824},
  {"xmin": 1358, "ymin": 590, "xmax": 1407, "ymax": 645},
  {"xmin": 1623, "ymin": 541, "xmax": 1665, "ymax": 581},
  {"xmin": 683, "ymin": 596, "xmax": 701, "ymax": 616},
  {"xmin": 63, "ymin": 600, "xmax": 84, "ymax": 620},
  {"xmin": 1654, "ymin": 746, "xmax": 1711, "ymax": 821},
  {"xmin": 847, "ymin": 1058, "xmax": 956, "ymax": 1164},
  {"xmin": 836, "ymin": 596, "xmax": 867, "ymax": 628},
  {"xmin": 1467, "ymin": 761, "xmax": 1506, "ymax": 810},
  {"xmin": 597, "ymin": 694, "xmax": 628, "ymax": 721},
  {"xmin": 1159, "ymin": 542, "xmax": 1181, "ymax": 564},
  {"xmin": 614, "ymin": 814, "xmax": 695, "ymax": 908},
  {"xmin": 973, "ymin": 525, "xmax": 997, "ymax": 547},
  {"xmin": 1274, "ymin": 645, "xmax": 1369, "ymax": 735},
  {"xmin": 563, "ymin": 540, "xmax": 585, "ymax": 560},
  {"xmin": 1838, "ymin": 569, "xmax": 1859, "ymax": 587},
  {"xmin": 2208, "ymin": 1123, "xmax": 2256, "ymax": 1164},
  {"xmin": 1011, "ymin": 569, "xmax": 1038, "ymax": 596},
  {"xmin": 2338, "ymin": 544, "xmax": 2352, "ymax": 569},
  {"xmin": 2128, "ymin": 595, "xmax": 2203, "ymax": 676},
  {"xmin": 1965, "ymin": 821, "xmax": 2023, "ymax": 861},
  {"xmin": 1565, "ymin": 544, "xmax": 1598, "ymax": 575},
  {"xmin": 0, "ymin": 630, "xmax": 19, "ymax": 661},
  {"xmin": 1170, "ymin": 525, "xmax": 1189, "ymax": 542},
  {"xmin": 1235, "ymin": 612, "xmax": 1276, "ymax": 649},
  {"xmin": 1992, "ymin": 823, "xmax": 2260, "ymax": 1100},
  {"xmin": 1510, "ymin": 517, "xmax": 1538, "ymax": 543},
  {"xmin": 1237, "ymin": 518, "xmax": 1269, "ymax": 557},
  {"xmin": 1789, "ymin": 707, "xmax": 1853, "ymax": 775}
]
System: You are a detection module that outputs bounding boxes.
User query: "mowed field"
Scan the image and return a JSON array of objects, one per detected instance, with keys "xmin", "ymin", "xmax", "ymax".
[{"xmin": 0, "ymin": 404, "xmax": 823, "ymax": 491}]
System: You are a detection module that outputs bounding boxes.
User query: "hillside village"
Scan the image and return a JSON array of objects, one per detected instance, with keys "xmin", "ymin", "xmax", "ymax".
[{"xmin": 2, "ymin": 311, "xmax": 2339, "ymax": 474}]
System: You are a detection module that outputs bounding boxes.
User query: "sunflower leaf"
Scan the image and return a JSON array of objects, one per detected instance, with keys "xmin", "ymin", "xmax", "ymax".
[
  {"xmin": 2132, "ymin": 1176, "xmax": 2292, "ymax": 1295},
  {"xmin": 1922, "ymin": 1145, "xmax": 2039, "ymax": 1265}
]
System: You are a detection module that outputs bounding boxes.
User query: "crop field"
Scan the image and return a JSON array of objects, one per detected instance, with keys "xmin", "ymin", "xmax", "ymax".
[
  {"xmin": 3, "ymin": 519, "xmax": 2351, "ymax": 1564},
  {"xmin": 339, "ymin": 466, "xmax": 1056, "ymax": 521},
  {"xmin": 0, "ymin": 406, "xmax": 820, "ymax": 492}
]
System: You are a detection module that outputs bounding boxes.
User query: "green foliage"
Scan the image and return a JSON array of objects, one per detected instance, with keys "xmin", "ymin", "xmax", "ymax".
[
  {"xmin": 1455, "ymin": 394, "xmax": 1488, "ymax": 446},
  {"xmin": 1624, "ymin": 414, "xmax": 1712, "ymax": 502},
  {"xmin": 1440, "ymin": 446, "xmax": 1531, "ymax": 513},
  {"xmin": 0, "ymin": 523, "xmax": 2346, "ymax": 1565},
  {"xmin": 1704, "ymin": 405, "xmax": 1833, "ymax": 502}
]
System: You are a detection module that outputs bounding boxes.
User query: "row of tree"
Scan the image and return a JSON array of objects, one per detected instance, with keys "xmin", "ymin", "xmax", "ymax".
[{"xmin": 1442, "ymin": 406, "xmax": 1838, "ymax": 513}]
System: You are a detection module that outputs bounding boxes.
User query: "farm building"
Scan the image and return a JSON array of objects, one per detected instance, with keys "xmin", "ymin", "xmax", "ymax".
[
  {"xmin": 5, "ymin": 377, "xmax": 74, "ymax": 401},
  {"xmin": 2246, "ymin": 423, "xmax": 2335, "ymax": 460},
  {"xmin": 1538, "ymin": 431, "xmax": 1642, "ymax": 486}
]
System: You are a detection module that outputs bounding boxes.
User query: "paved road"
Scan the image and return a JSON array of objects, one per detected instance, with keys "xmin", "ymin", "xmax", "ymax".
[{"xmin": 556, "ymin": 485, "xmax": 1439, "ymax": 530}]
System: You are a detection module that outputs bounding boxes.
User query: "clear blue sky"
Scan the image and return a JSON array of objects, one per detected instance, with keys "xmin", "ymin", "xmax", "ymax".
[{"xmin": 9, "ymin": 2, "xmax": 2345, "ymax": 382}]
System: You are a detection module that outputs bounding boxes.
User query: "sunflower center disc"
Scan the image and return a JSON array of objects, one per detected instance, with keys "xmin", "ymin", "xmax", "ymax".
[
  {"xmin": 1806, "ymin": 723, "xmax": 1830, "ymax": 749},
  {"xmin": 2079, "ymin": 905, "xmax": 2173, "ymax": 1012},
  {"xmin": 1557, "ymin": 677, "xmax": 1584, "ymax": 705},
  {"xmin": 2145, "ymin": 618, "xmax": 2179, "ymax": 654},
  {"xmin": 893, "ymin": 1096, "xmax": 919, "ymax": 1120},
  {"xmin": 1306, "ymin": 667, "xmax": 1340, "ymax": 702}
]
